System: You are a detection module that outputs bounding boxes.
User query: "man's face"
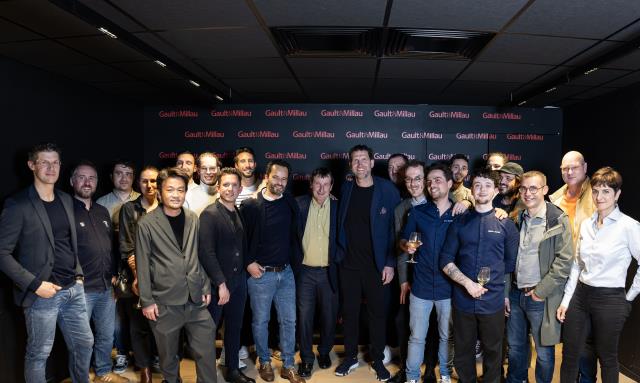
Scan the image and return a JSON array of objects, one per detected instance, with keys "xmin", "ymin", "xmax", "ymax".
[
  {"xmin": 71, "ymin": 165, "xmax": 97, "ymax": 199},
  {"xmin": 176, "ymin": 153, "xmax": 196, "ymax": 179},
  {"xmin": 266, "ymin": 165, "xmax": 288, "ymax": 197},
  {"xmin": 472, "ymin": 176, "xmax": 498, "ymax": 205},
  {"xmin": 160, "ymin": 176, "xmax": 186, "ymax": 211},
  {"xmin": 235, "ymin": 152, "xmax": 256, "ymax": 178},
  {"xmin": 387, "ymin": 156, "xmax": 407, "ymax": 183},
  {"xmin": 111, "ymin": 164, "xmax": 134, "ymax": 192},
  {"xmin": 560, "ymin": 155, "xmax": 587, "ymax": 188},
  {"xmin": 498, "ymin": 172, "xmax": 518, "ymax": 195},
  {"xmin": 426, "ymin": 169, "xmax": 452, "ymax": 201},
  {"xmin": 404, "ymin": 165, "xmax": 425, "ymax": 199},
  {"xmin": 139, "ymin": 169, "xmax": 158, "ymax": 197},
  {"xmin": 350, "ymin": 150, "xmax": 374, "ymax": 181},
  {"xmin": 451, "ymin": 159, "xmax": 469, "ymax": 184},
  {"xmin": 520, "ymin": 175, "xmax": 548, "ymax": 212},
  {"xmin": 217, "ymin": 174, "xmax": 241, "ymax": 205},
  {"xmin": 198, "ymin": 156, "xmax": 219, "ymax": 186},
  {"xmin": 28, "ymin": 151, "xmax": 61, "ymax": 186},
  {"xmin": 311, "ymin": 175, "xmax": 333, "ymax": 204},
  {"xmin": 487, "ymin": 155, "xmax": 505, "ymax": 170}
]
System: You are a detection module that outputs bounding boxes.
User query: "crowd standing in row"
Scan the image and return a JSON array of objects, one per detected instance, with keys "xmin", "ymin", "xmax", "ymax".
[{"xmin": 0, "ymin": 143, "xmax": 638, "ymax": 383}]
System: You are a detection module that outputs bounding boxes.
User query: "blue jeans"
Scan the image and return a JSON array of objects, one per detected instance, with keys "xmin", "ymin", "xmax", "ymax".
[
  {"xmin": 406, "ymin": 294, "xmax": 452, "ymax": 381},
  {"xmin": 247, "ymin": 266, "xmax": 296, "ymax": 368},
  {"xmin": 84, "ymin": 288, "xmax": 116, "ymax": 376},
  {"xmin": 24, "ymin": 282, "xmax": 94, "ymax": 383},
  {"xmin": 506, "ymin": 288, "xmax": 555, "ymax": 383}
]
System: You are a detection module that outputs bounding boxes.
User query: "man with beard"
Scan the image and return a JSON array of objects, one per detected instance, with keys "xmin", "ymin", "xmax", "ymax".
[
  {"xmin": 187, "ymin": 152, "xmax": 220, "ymax": 216},
  {"xmin": 71, "ymin": 161, "xmax": 128, "ymax": 383},
  {"xmin": 240, "ymin": 160, "xmax": 305, "ymax": 383},
  {"xmin": 486, "ymin": 152, "xmax": 508, "ymax": 170},
  {"xmin": 388, "ymin": 153, "xmax": 409, "ymax": 187},
  {"xmin": 493, "ymin": 162, "xmax": 525, "ymax": 220},
  {"xmin": 235, "ymin": 147, "xmax": 261, "ymax": 207}
]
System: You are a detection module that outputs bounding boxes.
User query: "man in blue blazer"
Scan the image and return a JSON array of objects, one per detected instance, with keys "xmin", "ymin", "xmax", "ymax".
[
  {"xmin": 0, "ymin": 143, "xmax": 93, "ymax": 383},
  {"xmin": 334, "ymin": 145, "xmax": 401, "ymax": 381},
  {"xmin": 295, "ymin": 167, "xmax": 339, "ymax": 378}
]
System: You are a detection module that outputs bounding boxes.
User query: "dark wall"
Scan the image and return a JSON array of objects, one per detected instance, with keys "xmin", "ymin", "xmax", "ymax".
[
  {"xmin": 0, "ymin": 56, "xmax": 143, "ymax": 382},
  {"xmin": 564, "ymin": 84, "xmax": 640, "ymax": 380}
]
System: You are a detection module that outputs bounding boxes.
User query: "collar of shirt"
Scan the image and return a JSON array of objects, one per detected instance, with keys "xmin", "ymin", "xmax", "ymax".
[
  {"xmin": 411, "ymin": 195, "xmax": 427, "ymax": 206},
  {"xmin": 590, "ymin": 205, "xmax": 622, "ymax": 230},
  {"xmin": 524, "ymin": 202, "xmax": 547, "ymax": 222},
  {"xmin": 311, "ymin": 197, "xmax": 329, "ymax": 209},
  {"xmin": 261, "ymin": 188, "xmax": 283, "ymax": 201}
]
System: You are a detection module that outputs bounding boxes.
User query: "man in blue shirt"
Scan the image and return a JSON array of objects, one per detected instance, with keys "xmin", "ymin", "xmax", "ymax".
[{"xmin": 439, "ymin": 169, "xmax": 519, "ymax": 383}]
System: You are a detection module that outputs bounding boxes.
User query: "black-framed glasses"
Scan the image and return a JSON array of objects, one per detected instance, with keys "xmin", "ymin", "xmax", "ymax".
[{"xmin": 518, "ymin": 185, "xmax": 545, "ymax": 195}]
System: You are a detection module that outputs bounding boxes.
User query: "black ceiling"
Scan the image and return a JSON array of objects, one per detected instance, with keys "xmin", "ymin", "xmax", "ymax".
[{"xmin": 1, "ymin": 0, "xmax": 640, "ymax": 107}]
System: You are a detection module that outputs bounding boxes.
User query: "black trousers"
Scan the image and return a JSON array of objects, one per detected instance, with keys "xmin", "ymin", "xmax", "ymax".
[
  {"xmin": 340, "ymin": 266, "xmax": 389, "ymax": 362},
  {"xmin": 453, "ymin": 307, "xmax": 504, "ymax": 383},
  {"xmin": 387, "ymin": 278, "xmax": 410, "ymax": 364},
  {"xmin": 208, "ymin": 278, "xmax": 247, "ymax": 373},
  {"xmin": 560, "ymin": 282, "xmax": 632, "ymax": 383},
  {"xmin": 124, "ymin": 298, "xmax": 156, "ymax": 368},
  {"xmin": 297, "ymin": 265, "xmax": 338, "ymax": 363}
]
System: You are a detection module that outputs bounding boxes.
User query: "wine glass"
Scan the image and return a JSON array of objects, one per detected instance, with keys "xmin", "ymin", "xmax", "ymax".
[
  {"xmin": 477, "ymin": 267, "xmax": 490, "ymax": 300},
  {"xmin": 406, "ymin": 232, "xmax": 422, "ymax": 264}
]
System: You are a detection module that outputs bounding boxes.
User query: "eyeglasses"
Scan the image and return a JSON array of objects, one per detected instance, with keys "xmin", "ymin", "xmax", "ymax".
[
  {"xmin": 405, "ymin": 176, "xmax": 424, "ymax": 184},
  {"xmin": 199, "ymin": 167, "xmax": 219, "ymax": 173},
  {"xmin": 518, "ymin": 185, "xmax": 545, "ymax": 195},
  {"xmin": 35, "ymin": 160, "xmax": 61, "ymax": 168},
  {"xmin": 560, "ymin": 165, "xmax": 582, "ymax": 174}
]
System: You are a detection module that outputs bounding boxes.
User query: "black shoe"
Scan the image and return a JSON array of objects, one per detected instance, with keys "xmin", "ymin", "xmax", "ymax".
[
  {"xmin": 422, "ymin": 371, "xmax": 436, "ymax": 383},
  {"xmin": 371, "ymin": 360, "xmax": 390, "ymax": 382},
  {"xmin": 227, "ymin": 369, "xmax": 256, "ymax": 383},
  {"xmin": 297, "ymin": 362, "xmax": 313, "ymax": 378},
  {"xmin": 388, "ymin": 368, "xmax": 406, "ymax": 383},
  {"xmin": 317, "ymin": 354, "xmax": 331, "ymax": 369}
]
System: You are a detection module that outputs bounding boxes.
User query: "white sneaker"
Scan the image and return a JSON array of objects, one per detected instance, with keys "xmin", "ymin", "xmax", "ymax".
[
  {"xmin": 218, "ymin": 347, "xmax": 247, "ymax": 369},
  {"xmin": 440, "ymin": 376, "xmax": 451, "ymax": 383},
  {"xmin": 382, "ymin": 345, "xmax": 392, "ymax": 365},
  {"xmin": 405, "ymin": 380, "xmax": 418, "ymax": 383},
  {"xmin": 238, "ymin": 345, "xmax": 249, "ymax": 360}
]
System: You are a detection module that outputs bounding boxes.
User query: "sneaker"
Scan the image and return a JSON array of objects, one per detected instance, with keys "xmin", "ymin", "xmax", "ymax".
[
  {"xmin": 439, "ymin": 376, "xmax": 451, "ymax": 383},
  {"xmin": 238, "ymin": 345, "xmax": 249, "ymax": 360},
  {"xmin": 405, "ymin": 380, "xmax": 418, "ymax": 383},
  {"xmin": 371, "ymin": 360, "xmax": 391, "ymax": 381},
  {"xmin": 94, "ymin": 372, "xmax": 130, "ymax": 382},
  {"xmin": 475, "ymin": 340, "xmax": 483, "ymax": 359},
  {"xmin": 382, "ymin": 346, "xmax": 392, "ymax": 365},
  {"xmin": 151, "ymin": 355, "xmax": 161, "ymax": 372},
  {"xmin": 113, "ymin": 354, "xmax": 128, "ymax": 374},
  {"xmin": 335, "ymin": 358, "xmax": 359, "ymax": 376},
  {"xmin": 271, "ymin": 349, "xmax": 282, "ymax": 361}
]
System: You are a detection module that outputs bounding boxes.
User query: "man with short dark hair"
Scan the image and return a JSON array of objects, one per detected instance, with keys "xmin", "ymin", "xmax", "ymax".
[
  {"xmin": 241, "ymin": 160, "xmax": 305, "ymax": 383},
  {"xmin": 71, "ymin": 161, "xmax": 128, "ymax": 383},
  {"xmin": 0, "ymin": 143, "xmax": 93, "ymax": 383},
  {"xmin": 486, "ymin": 152, "xmax": 508, "ymax": 170},
  {"xmin": 388, "ymin": 153, "xmax": 409, "ymax": 185},
  {"xmin": 234, "ymin": 147, "xmax": 260, "ymax": 207}
]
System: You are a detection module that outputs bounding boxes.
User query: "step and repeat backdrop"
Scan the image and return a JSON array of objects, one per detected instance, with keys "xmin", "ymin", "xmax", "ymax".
[{"xmin": 144, "ymin": 105, "xmax": 562, "ymax": 194}]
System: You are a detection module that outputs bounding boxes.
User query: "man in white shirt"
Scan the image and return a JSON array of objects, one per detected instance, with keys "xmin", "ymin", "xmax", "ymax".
[
  {"xmin": 234, "ymin": 147, "xmax": 261, "ymax": 207},
  {"xmin": 186, "ymin": 152, "xmax": 220, "ymax": 216}
]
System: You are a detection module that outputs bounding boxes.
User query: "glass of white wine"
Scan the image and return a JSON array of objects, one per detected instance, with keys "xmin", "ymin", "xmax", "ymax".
[
  {"xmin": 477, "ymin": 267, "xmax": 490, "ymax": 300},
  {"xmin": 406, "ymin": 232, "xmax": 422, "ymax": 264}
]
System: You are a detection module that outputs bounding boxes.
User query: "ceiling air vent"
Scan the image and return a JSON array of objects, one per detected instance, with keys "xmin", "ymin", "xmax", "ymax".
[
  {"xmin": 271, "ymin": 27, "xmax": 381, "ymax": 57},
  {"xmin": 385, "ymin": 28, "xmax": 495, "ymax": 60}
]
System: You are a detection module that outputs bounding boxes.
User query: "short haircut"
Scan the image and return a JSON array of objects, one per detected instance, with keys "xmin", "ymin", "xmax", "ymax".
[
  {"xmin": 139, "ymin": 165, "xmax": 159, "ymax": 176},
  {"xmin": 28, "ymin": 142, "xmax": 61, "ymax": 162},
  {"xmin": 427, "ymin": 162, "xmax": 453, "ymax": 181},
  {"xmin": 218, "ymin": 167, "xmax": 241, "ymax": 183},
  {"xmin": 197, "ymin": 152, "xmax": 220, "ymax": 166},
  {"xmin": 471, "ymin": 169, "xmax": 500, "ymax": 188},
  {"xmin": 157, "ymin": 167, "xmax": 190, "ymax": 191},
  {"xmin": 521, "ymin": 170, "xmax": 547, "ymax": 186},
  {"xmin": 591, "ymin": 166, "xmax": 622, "ymax": 192},
  {"xmin": 487, "ymin": 152, "xmax": 508, "ymax": 163},
  {"xmin": 449, "ymin": 153, "xmax": 469, "ymax": 166},
  {"xmin": 265, "ymin": 159, "xmax": 291, "ymax": 176},
  {"xmin": 403, "ymin": 160, "xmax": 426, "ymax": 175},
  {"xmin": 348, "ymin": 144, "xmax": 373, "ymax": 162},
  {"xmin": 310, "ymin": 167, "xmax": 333, "ymax": 184},
  {"xmin": 177, "ymin": 150, "xmax": 195, "ymax": 160},
  {"xmin": 71, "ymin": 160, "xmax": 98, "ymax": 178},
  {"xmin": 112, "ymin": 159, "xmax": 136, "ymax": 174},
  {"xmin": 389, "ymin": 153, "xmax": 409, "ymax": 163},
  {"xmin": 234, "ymin": 147, "xmax": 255, "ymax": 164}
]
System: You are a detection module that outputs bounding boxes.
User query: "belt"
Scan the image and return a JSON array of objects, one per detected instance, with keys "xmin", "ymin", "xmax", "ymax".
[
  {"xmin": 263, "ymin": 264, "xmax": 288, "ymax": 272},
  {"xmin": 513, "ymin": 282, "xmax": 537, "ymax": 294},
  {"xmin": 302, "ymin": 264, "xmax": 329, "ymax": 270}
]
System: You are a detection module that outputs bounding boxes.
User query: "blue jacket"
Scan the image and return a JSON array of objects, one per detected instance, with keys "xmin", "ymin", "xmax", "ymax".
[
  {"xmin": 336, "ymin": 176, "xmax": 401, "ymax": 273},
  {"xmin": 296, "ymin": 195, "xmax": 338, "ymax": 292}
]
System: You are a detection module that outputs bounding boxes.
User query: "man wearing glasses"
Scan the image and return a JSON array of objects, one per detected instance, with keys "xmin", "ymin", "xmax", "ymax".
[
  {"xmin": 505, "ymin": 171, "xmax": 573, "ymax": 383},
  {"xmin": 186, "ymin": 152, "xmax": 220, "ymax": 216}
]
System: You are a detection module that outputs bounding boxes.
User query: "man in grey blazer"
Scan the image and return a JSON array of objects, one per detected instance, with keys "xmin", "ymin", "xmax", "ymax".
[
  {"xmin": 0, "ymin": 143, "xmax": 93, "ymax": 383},
  {"xmin": 136, "ymin": 167, "xmax": 217, "ymax": 383}
]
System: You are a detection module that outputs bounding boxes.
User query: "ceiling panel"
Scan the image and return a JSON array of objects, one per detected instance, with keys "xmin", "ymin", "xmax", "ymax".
[
  {"xmin": 0, "ymin": 0, "xmax": 99, "ymax": 38},
  {"xmin": 224, "ymin": 78, "xmax": 301, "ymax": 94},
  {"xmin": 378, "ymin": 59, "xmax": 468, "ymax": 79},
  {"xmin": 602, "ymin": 49, "xmax": 640, "ymax": 70},
  {"xmin": 0, "ymin": 40, "xmax": 97, "ymax": 66},
  {"xmin": 44, "ymin": 63, "xmax": 134, "ymax": 83},
  {"xmin": 571, "ymin": 86, "xmax": 620, "ymax": 100},
  {"xmin": 375, "ymin": 78, "xmax": 450, "ymax": 94},
  {"xmin": 389, "ymin": 0, "xmax": 528, "ymax": 31},
  {"xmin": 442, "ymin": 81, "xmax": 519, "ymax": 105},
  {"xmin": 603, "ymin": 70, "xmax": 640, "ymax": 87},
  {"xmin": 80, "ymin": 0, "xmax": 146, "ymax": 33},
  {"xmin": 158, "ymin": 29, "xmax": 279, "ymax": 59},
  {"xmin": 564, "ymin": 41, "xmax": 622, "ymax": 67},
  {"xmin": 568, "ymin": 68, "xmax": 631, "ymax": 86},
  {"xmin": 0, "ymin": 19, "xmax": 43, "ymax": 43},
  {"xmin": 112, "ymin": 61, "xmax": 183, "ymax": 81},
  {"xmin": 476, "ymin": 34, "xmax": 597, "ymax": 65},
  {"xmin": 58, "ymin": 36, "xmax": 150, "ymax": 63},
  {"xmin": 254, "ymin": 0, "xmax": 387, "ymax": 26},
  {"xmin": 289, "ymin": 58, "xmax": 377, "ymax": 78},
  {"xmin": 507, "ymin": 0, "xmax": 640, "ymax": 39},
  {"xmin": 460, "ymin": 62, "xmax": 554, "ymax": 83},
  {"xmin": 196, "ymin": 57, "xmax": 290, "ymax": 79},
  {"xmin": 607, "ymin": 20, "xmax": 640, "ymax": 41}
]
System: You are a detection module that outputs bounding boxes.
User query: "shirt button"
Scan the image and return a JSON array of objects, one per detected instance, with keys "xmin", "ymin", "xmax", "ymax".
[
  {"xmin": 233, "ymin": 267, "xmax": 238, "ymax": 272},
  {"xmin": 235, "ymin": 252, "xmax": 240, "ymax": 257}
]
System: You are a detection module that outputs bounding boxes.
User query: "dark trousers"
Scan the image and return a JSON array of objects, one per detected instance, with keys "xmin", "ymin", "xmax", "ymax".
[
  {"xmin": 388, "ymin": 278, "xmax": 410, "ymax": 364},
  {"xmin": 150, "ymin": 303, "xmax": 217, "ymax": 383},
  {"xmin": 208, "ymin": 278, "xmax": 247, "ymax": 372},
  {"xmin": 340, "ymin": 266, "xmax": 389, "ymax": 362},
  {"xmin": 125, "ymin": 299, "xmax": 156, "ymax": 368},
  {"xmin": 560, "ymin": 282, "xmax": 631, "ymax": 383},
  {"xmin": 297, "ymin": 265, "xmax": 338, "ymax": 363},
  {"xmin": 453, "ymin": 307, "xmax": 505, "ymax": 383}
]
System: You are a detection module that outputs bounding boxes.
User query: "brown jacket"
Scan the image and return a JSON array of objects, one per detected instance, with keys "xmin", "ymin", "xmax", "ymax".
[{"xmin": 549, "ymin": 177, "xmax": 595, "ymax": 248}]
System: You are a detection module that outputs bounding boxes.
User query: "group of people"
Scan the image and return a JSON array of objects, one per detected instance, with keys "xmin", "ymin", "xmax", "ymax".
[{"xmin": 0, "ymin": 142, "xmax": 638, "ymax": 383}]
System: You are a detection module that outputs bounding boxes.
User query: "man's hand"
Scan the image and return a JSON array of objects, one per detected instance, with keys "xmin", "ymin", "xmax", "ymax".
[
  {"xmin": 203, "ymin": 294, "xmax": 212, "ymax": 306},
  {"xmin": 494, "ymin": 208, "xmax": 508, "ymax": 220},
  {"xmin": 111, "ymin": 276, "xmax": 117, "ymax": 286},
  {"xmin": 35, "ymin": 281, "xmax": 61, "ymax": 298},
  {"xmin": 399, "ymin": 239, "xmax": 416, "ymax": 254},
  {"xmin": 132, "ymin": 278, "xmax": 139, "ymax": 296},
  {"xmin": 504, "ymin": 298, "xmax": 511, "ymax": 317},
  {"xmin": 127, "ymin": 254, "xmax": 136, "ymax": 273},
  {"xmin": 218, "ymin": 283, "xmax": 230, "ymax": 305},
  {"xmin": 143, "ymin": 304, "xmax": 159, "ymax": 321},
  {"xmin": 526, "ymin": 290, "xmax": 544, "ymax": 302},
  {"xmin": 400, "ymin": 282, "xmax": 410, "ymax": 304},
  {"xmin": 382, "ymin": 266, "xmax": 395, "ymax": 285},
  {"xmin": 557, "ymin": 305, "xmax": 568, "ymax": 323},
  {"xmin": 464, "ymin": 280, "xmax": 487, "ymax": 299},
  {"xmin": 452, "ymin": 200, "xmax": 471, "ymax": 216},
  {"xmin": 247, "ymin": 262, "xmax": 264, "ymax": 278}
]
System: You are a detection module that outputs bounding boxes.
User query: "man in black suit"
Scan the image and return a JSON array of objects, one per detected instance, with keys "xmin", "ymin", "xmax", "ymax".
[
  {"xmin": 136, "ymin": 167, "xmax": 217, "ymax": 383},
  {"xmin": 295, "ymin": 167, "xmax": 339, "ymax": 378},
  {"xmin": 199, "ymin": 168, "xmax": 255, "ymax": 383},
  {"xmin": 0, "ymin": 143, "xmax": 94, "ymax": 383}
]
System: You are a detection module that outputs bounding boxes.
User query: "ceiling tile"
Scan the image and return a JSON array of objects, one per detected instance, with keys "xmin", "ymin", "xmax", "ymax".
[
  {"xmin": 289, "ymin": 58, "xmax": 377, "ymax": 78},
  {"xmin": 0, "ymin": 0, "xmax": 98, "ymax": 37},
  {"xmin": 224, "ymin": 78, "xmax": 301, "ymax": 93},
  {"xmin": 603, "ymin": 70, "xmax": 640, "ymax": 87},
  {"xmin": 0, "ymin": 40, "xmax": 97, "ymax": 66},
  {"xmin": 476, "ymin": 34, "xmax": 597, "ymax": 65},
  {"xmin": 255, "ymin": 0, "xmax": 387, "ymax": 26},
  {"xmin": 607, "ymin": 20, "xmax": 640, "ymax": 41},
  {"xmin": 158, "ymin": 29, "xmax": 279, "ymax": 59},
  {"xmin": 301, "ymin": 78, "xmax": 374, "ymax": 92},
  {"xmin": 460, "ymin": 62, "xmax": 554, "ymax": 83},
  {"xmin": 378, "ymin": 59, "xmax": 468, "ymax": 79},
  {"xmin": 0, "ymin": 19, "xmax": 43, "ymax": 43},
  {"xmin": 568, "ymin": 68, "xmax": 631, "ymax": 86},
  {"xmin": 44, "ymin": 63, "xmax": 134, "ymax": 82},
  {"xmin": 112, "ymin": 61, "xmax": 183, "ymax": 81},
  {"xmin": 375, "ymin": 78, "xmax": 450, "ymax": 94},
  {"xmin": 602, "ymin": 49, "xmax": 640, "ymax": 70},
  {"xmin": 58, "ymin": 36, "xmax": 149, "ymax": 63},
  {"xmin": 80, "ymin": 0, "xmax": 146, "ymax": 33},
  {"xmin": 563, "ymin": 41, "xmax": 622, "ymax": 67},
  {"xmin": 571, "ymin": 87, "xmax": 620, "ymax": 100},
  {"xmin": 196, "ymin": 58, "xmax": 290, "ymax": 78}
]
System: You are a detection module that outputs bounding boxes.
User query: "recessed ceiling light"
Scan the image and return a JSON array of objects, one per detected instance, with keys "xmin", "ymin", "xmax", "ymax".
[
  {"xmin": 583, "ymin": 67, "xmax": 599, "ymax": 75},
  {"xmin": 189, "ymin": 80, "xmax": 200, "ymax": 87},
  {"xmin": 98, "ymin": 27, "xmax": 117, "ymax": 39},
  {"xmin": 215, "ymin": 95, "xmax": 223, "ymax": 101},
  {"xmin": 154, "ymin": 60, "xmax": 166, "ymax": 68},
  {"xmin": 545, "ymin": 87, "xmax": 557, "ymax": 93}
]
